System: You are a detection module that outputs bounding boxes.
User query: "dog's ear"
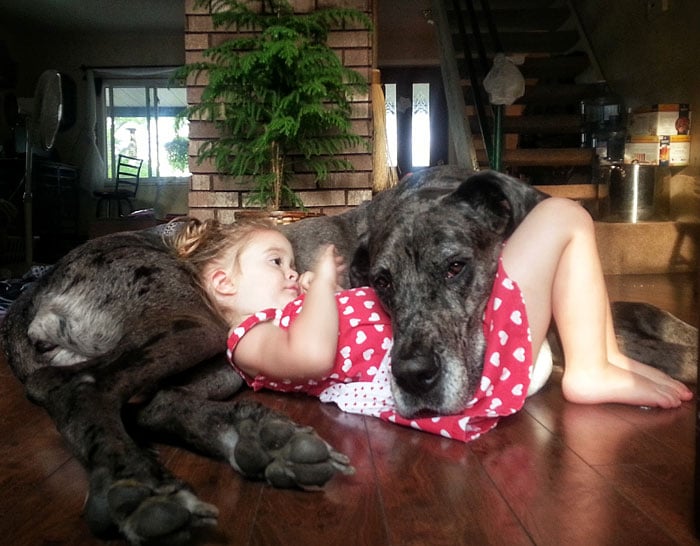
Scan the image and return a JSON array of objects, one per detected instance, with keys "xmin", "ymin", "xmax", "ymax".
[
  {"xmin": 349, "ymin": 237, "xmax": 370, "ymax": 288},
  {"xmin": 449, "ymin": 170, "xmax": 546, "ymax": 236}
]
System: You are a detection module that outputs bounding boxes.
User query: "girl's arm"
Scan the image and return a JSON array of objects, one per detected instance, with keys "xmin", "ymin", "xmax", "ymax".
[{"xmin": 232, "ymin": 245, "xmax": 341, "ymax": 380}]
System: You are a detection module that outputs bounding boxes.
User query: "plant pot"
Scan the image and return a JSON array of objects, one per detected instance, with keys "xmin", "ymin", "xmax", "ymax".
[{"xmin": 234, "ymin": 209, "xmax": 324, "ymax": 225}]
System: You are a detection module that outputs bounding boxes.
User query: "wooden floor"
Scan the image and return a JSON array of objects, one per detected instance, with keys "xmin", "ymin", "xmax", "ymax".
[{"xmin": 1, "ymin": 273, "xmax": 698, "ymax": 545}]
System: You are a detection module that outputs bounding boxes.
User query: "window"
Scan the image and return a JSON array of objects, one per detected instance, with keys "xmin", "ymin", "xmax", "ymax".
[
  {"xmin": 411, "ymin": 83, "xmax": 431, "ymax": 167},
  {"xmin": 100, "ymin": 76, "xmax": 189, "ymax": 179},
  {"xmin": 381, "ymin": 67, "xmax": 448, "ymax": 177}
]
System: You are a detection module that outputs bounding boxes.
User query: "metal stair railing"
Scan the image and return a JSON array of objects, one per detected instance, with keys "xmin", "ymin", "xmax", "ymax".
[
  {"xmin": 431, "ymin": 0, "xmax": 479, "ymax": 171},
  {"xmin": 433, "ymin": 0, "xmax": 507, "ymax": 171}
]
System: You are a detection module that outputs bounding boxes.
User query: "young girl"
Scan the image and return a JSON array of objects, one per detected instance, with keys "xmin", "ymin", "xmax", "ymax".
[{"xmin": 173, "ymin": 200, "xmax": 691, "ymax": 442}]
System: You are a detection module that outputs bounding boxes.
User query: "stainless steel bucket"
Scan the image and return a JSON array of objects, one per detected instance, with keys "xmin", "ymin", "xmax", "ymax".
[{"xmin": 604, "ymin": 162, "xmax": 656, "ymax": 222}]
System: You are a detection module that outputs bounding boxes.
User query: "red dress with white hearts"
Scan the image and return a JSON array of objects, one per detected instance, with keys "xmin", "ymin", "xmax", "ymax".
[{"xmin": 226, "ymin": 257, "xmax": 533, "ymax": 442}]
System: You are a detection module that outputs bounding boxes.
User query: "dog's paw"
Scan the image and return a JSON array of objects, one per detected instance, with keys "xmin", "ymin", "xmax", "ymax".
[
  {"xmin": 85, "ymin": 473, "xmax": 218, "ymax": 545},
  {"xmin": 232, "ymin": 415, "xmax": 354, "ymax": 489}
]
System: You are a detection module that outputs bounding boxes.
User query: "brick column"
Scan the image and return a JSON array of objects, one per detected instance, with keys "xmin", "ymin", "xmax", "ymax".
[{"xmin": 184, "ymin": 0, "xmax": 374, "ymax": 222}]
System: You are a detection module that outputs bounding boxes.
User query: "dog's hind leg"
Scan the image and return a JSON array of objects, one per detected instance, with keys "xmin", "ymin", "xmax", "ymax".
[{"xmin": 18, "ymin": 319, "xmax": 227, "ymax": 545}]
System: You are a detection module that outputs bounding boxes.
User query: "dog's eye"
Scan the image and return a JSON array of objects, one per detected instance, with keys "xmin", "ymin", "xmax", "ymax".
[
  {"xmin": 446, "ymin": 261, "xmax": 466, "ymax": 279},
  {"xmin": 372, "ymin": 273, "xmax": 392, "ymax": 291}
]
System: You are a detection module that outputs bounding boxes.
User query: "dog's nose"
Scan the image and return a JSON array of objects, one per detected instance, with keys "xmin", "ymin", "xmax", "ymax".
[{"xmin": 393, "ymin": 357, "xmax": 440, "ymax": 394}]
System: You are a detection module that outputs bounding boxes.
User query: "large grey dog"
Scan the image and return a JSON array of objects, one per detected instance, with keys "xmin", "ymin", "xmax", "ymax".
[{"xmin": 2, "ymin": 166, "xmax": 696, "ymax": 545}]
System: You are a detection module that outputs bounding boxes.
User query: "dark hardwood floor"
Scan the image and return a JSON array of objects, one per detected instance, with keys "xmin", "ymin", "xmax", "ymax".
[{"xmin": 1, "ymin": 273, "xmax": 697, "ymax": 545}]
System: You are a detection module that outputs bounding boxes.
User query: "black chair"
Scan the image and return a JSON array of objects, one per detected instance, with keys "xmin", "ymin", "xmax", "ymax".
[{"xmin": 94, "ymin": 154, "xmax": 143, "ymax": 218}]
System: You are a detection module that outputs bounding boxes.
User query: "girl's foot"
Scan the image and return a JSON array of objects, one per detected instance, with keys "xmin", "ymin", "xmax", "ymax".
[
  {"xmin": 608, "ymin": 352, "xmax": 693, "ymax": 402},
  {"xmin": 561, "ymin": 361, "xmax": 690, "ymax": 409}
]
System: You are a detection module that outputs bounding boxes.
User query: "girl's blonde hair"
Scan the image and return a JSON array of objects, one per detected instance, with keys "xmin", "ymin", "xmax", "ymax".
[{"xmin": 172, "ymin": 216, "xmax": 279, "ymax": 277}]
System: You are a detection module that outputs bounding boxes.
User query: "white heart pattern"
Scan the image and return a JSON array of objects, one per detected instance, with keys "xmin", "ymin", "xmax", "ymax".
[
  {"xmin": 350, "ymin": 318, "xmax": 361, "ymax": 327},
  {"xmin": 369, "ymin": 312, "xmax": 380, "ymax": 322},
  {"xmin": 513, "ymin": 347, "xmax": 526, "ymax": 362},
  {"xmin": 343, "ymin": 305, "xmax": 354, "ymax": 316},
  {"xmin": 510, "ymin": 310, "xmax": 522, "ymax": 325},
  {"xmin": 458, "ymin": 416, "xmax": 474, "ymax": 431},
  {"xmin": 489, "ymin": 352, "xmax": 501, "ymax": 366},
  {"xmin": 342, "ymin": 359, "xmax": 352, "ymax": 372},
  {"xmin": 512, "ymin": 384, "xmax": 523, "ymax": 396},
  {"xmin": 364, "ymin": 300, "xmax": 375, "ymax": 308},
  {"xmin": 233, "ymin": 326, "xmax": 245, "ymax": 338},
  {"xmin": 500, "ymin": 368, "xmax": 511, "ymax": 381},
  {"xmin": 280, "ymin": 316, "xmax": 290, "ymax": 327},
  {"xmin": 502, "ymin": 278, "xmax": 514, "ymax": 290},
  {"xmin": 355, "ymin": 331, "xmax": 367, "ymax": 344},
  {"xmin": 493, "ymin": 297, "xmax": 502, "ymax": 311},
  {"xmin": 340, "ymin": 346, "xmax": 351, "ymax": 358},
  {"xmin": 339, "ymin": 296, "xmax": 349, "ymax": 304},
  {"xmin": 366, "ymin": 366, "xmax": 378, "ymax": 376},
  {"xmin": 489, "ymin": 398, "xmax": 503, "ymax": 410},
  {"xmin": 363, "ymin": 349, "xmax": 374, "ymax": 361},
  {"xmin": 498, "ymin": 330, "xmax": 508, "ymax": 346}
]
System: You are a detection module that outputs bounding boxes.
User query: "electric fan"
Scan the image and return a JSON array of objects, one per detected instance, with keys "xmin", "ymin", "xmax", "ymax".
[{"xmin": 17, "ymin": 69, "xmax": 63, "ymax": 267}]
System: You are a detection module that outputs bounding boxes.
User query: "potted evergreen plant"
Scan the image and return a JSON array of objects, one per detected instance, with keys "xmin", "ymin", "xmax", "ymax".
[{"xmin": 179, "ymin": 0, "xmax": 371, "ymax": 211}]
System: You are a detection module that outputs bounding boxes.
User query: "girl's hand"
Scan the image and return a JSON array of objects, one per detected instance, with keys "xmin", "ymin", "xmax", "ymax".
[
  {"xmin": 299, "ymin": 271, "xmax": 314, "ymax": 294},
  {"xmin": 299, "ymin": 245, "xmax": 346, "ymax": 293}
]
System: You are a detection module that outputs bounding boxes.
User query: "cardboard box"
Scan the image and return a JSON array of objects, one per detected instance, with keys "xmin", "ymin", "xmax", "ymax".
[
  {"xmin": 624, "ymin": 135, "xmax": 691, "ymax": 166},
  {"xmin": 627, "ymin": 103, "xmax": 691, "ymax": 137}
]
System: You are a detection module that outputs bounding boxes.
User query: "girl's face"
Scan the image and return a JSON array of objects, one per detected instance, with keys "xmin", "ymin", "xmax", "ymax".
[{"xmin": 230, "ymin": 230, "xmax": 301, "ymax": 316}]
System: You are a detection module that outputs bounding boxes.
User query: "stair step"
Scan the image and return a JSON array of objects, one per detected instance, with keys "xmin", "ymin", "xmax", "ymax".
[
  {"xmin": 519, "ymin": 53, "xmax": 590, "ymax": 79},
  {"xmin": 459, "ymin": 52, "xmax": 591, "ymax": 82},
  {"xmin": 477, "ymin": 147, "xmax": 594, "ymax": 167},
  {"xmin": 487, "ymin": 0, "xmax": 568, "ymax": 9},
  {"xmin": 594, "ymin": 220, "xmax": 699, "ymax": 275},
  {"xmin": 516, "ymin": 83, "xmax": 603, "ymax": 104},
  {"xmin": 492, "ymin": 8, "xmax": 570, "ymax": 32},
  {"xmin": 446, "ymin": 8, "xmax": 570, "ymax": 32},
  {"xmin": 463, "ymin": 82, "xmax": 600, "ymax": 106},
  {"xmin": 454, "ymin": 31, "xmax": 580, "ymax": 55},
  {"xmin": 533, "ymin": 183, "xmax": 599, "ymax": 200},
  {"xmin": 470, "ymin": 114, "xmax": 582, "ymax": 135}
]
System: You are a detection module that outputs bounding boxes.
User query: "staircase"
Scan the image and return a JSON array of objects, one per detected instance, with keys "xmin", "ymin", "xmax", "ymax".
[
  {"xmin": 431, "ymin": 0, "xmax": 699, "ymax": 275},
  {"xmin": 432, "ymin": 0, "xmax": 610, "ymax": 199}
]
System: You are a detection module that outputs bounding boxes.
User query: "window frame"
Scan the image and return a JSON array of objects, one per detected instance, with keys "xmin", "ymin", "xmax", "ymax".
[{"xmin": 97, "ymin": 75, "xmax": 189, "ymax": 181}]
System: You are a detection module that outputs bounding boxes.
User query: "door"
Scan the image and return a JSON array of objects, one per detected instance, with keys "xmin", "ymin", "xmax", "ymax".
[{"xmin": 380, "ymin": 66, "xmax": 448, "ymax": 177}]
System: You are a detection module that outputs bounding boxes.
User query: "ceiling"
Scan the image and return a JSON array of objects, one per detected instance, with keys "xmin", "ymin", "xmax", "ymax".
[{"xmin": 0, "ymin": 0, "xmax": 184, "ymax": 32}]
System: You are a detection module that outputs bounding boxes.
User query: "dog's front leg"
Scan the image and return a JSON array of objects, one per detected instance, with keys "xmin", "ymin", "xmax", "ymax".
[
  {"xmin": 133, "ymin": 377, "xmax": 355, "ymax": 489},
  {"xmin": 24, "ymin": 364, "xmax": 219, "ymax": 545}
]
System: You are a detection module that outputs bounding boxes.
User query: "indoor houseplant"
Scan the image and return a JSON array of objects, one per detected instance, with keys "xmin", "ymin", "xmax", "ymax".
[{"xmin": 179, "ymin": 0, "xmax": 371, "ymax": 210}]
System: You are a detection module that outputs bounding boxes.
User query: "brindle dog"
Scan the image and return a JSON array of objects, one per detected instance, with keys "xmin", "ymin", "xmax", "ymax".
[{"xmin": 2, "ymin": 166, "xmax": 696, "ymax": 544}]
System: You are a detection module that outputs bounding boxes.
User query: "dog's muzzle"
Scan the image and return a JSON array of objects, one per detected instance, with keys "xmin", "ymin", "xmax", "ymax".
[{"xmin": 392, "ymin": 353, "xmax": 441, "ymax": 395}]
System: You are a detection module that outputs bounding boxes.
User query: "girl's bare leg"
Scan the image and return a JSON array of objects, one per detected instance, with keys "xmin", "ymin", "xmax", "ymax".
[{"xmin": 501, "ymin": 198, "xmax": 692, "ymax": 408}]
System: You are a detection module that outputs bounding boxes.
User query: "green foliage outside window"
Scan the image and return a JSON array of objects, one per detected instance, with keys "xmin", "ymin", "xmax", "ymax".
[{"xmin": 165, "ymin": 136, "xmax": 190, "ymax": 173}]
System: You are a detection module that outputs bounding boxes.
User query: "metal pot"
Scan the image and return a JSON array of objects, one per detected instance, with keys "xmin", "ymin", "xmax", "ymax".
[{"xmin": 603, "ymin": 162, "xmax": 656, "ymax": 223}]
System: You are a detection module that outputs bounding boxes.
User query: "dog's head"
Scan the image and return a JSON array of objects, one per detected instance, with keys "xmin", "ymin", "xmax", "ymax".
[{"xmin": 350, "ymin": 169, "xmax": 546, "ymax": 416}]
